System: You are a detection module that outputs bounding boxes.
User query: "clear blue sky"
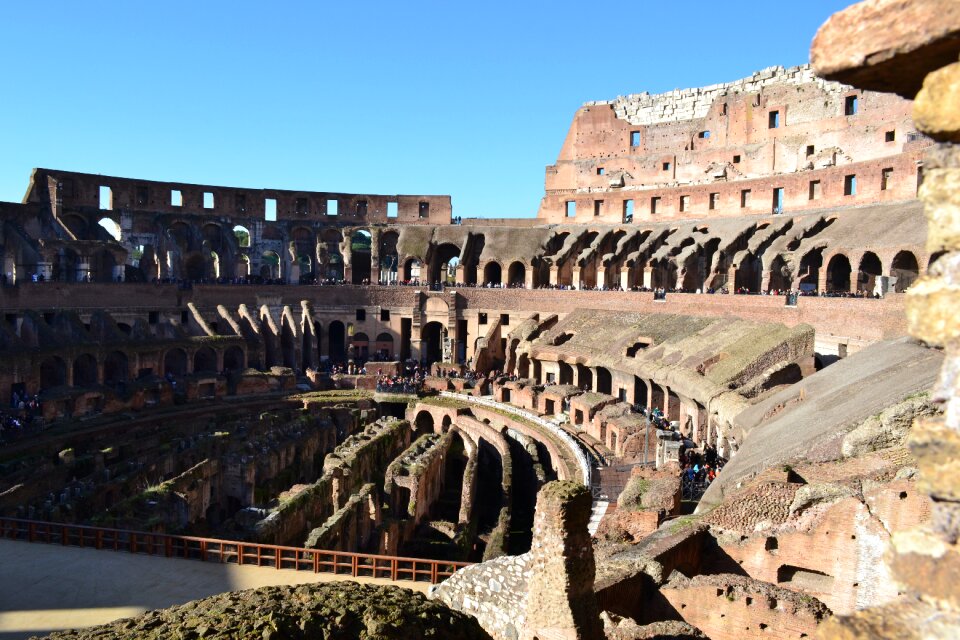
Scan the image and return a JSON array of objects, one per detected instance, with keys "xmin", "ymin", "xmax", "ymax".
[{"xmin": 0, "ymin": 1, "xmax": 854, "ymax": 218}]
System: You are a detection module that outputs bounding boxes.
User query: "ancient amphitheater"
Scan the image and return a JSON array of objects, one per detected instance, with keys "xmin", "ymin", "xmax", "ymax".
[{"xmin": 1, "ymin": 1, "xmax": 958, "ymax": 639}]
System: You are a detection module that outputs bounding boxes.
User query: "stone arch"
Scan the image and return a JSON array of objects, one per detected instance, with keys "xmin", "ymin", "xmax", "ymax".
[
  {"xmin": 329, "ymin": 320, "xmax": 346, "ymax": 362},
  {"xmin": 193, "ymin": 346, "xmax": 218, "ymax": 373},
  {"xmin": 223, "ymin": 345, "xmax": 245, "ymax": 371},
  {"xmin": 558, "ymin": 361, "xmax": 574, "ymax": 385},
  {"xmin": 403, "ymin": 257, "xmax": 422, "ymax": 282},
  {"xmin": 891, "ymin": 250, "xmax": 920, "ymax": 292},
  {"xmin": 236, "ymin": 254, "xmax": 250, "ymax": 278},
  {"xmin": 596, "ymin": 367, "xmax": 612, "ymax": 395},
  {"xmin": 61, "ymin": 214, "xmax": 87, "ymax": 240},
  {"xmin": 415, "ymin": 410, "xmax": 435, "ymax": 437},
  {"xmin": 826, "ymin": 253, "xmax": 852, "ymax": 292},
  {"xmin": 103, "ymin": 351, "xmax": 129, "ymax": 387},
  {"xmin": 319, "ymin": 228, "xmax": 344, "ymax": 281},
  {"xmin": 97, "ymin": 217, "xmax": 121, "ymax": 242},
  {"xmin": 507, "ymin": 261, "xmax": 526, "ymax": 287},
  {"xmin": 163, "ymin": 348, "xmax": 188, "ymax": 377},
  {"xmin": 798, "ymin": 248, "xmax": 824, "ymax": 291},
  {"xmin": 233, "ymin": 225, "xmax": 251, "ymax": 248},
  {"xmin": 353, "ymin": 332, "xmax": 370, "ymax": 360},
  {"xmin": 379, "ymin": 231, "xmax": 399, "ymax": 284},
  {"xmin": 483, "ymin": 261, "xmax": 502, "ymax": 286},
  {"xmin": 260, "ymin": 250, "xmax": 282, "ymax": 280},
  {"xmin": 72, "ymin": 353, "xmax": 98, "ymax": 387},
  {"xmin": 430, "ymin": 243, "xmax": 461, "ymax": 284},
  {"xmin": 857, "ymin": 251, "xmax": 883, "ymax": 293},
  {"xmin": 39, "ymin": 356, "xmax": 67, "ymax": 390},
  {"xmin": 734, "ymin": 253, "xmax": 762, "ymax": 293},
  {"xmin": 576, "ymin": 363, "xmax": 593, "ymax": 390},
  {"xmin": 351, "ymin": 229, "xmax": 372, "ymax": 284},
  {"xmin": 90, "ymin": 248, "xmax": 118, "ymax": 282},
  {"xmin": 767, "ymin": 254, "xmax": 791, "ymax": 292},
  {"xmin": 375, "ymin": 332, "xmax": 394, "ymax": 360},
  {"xmin": 421, "ymin": 321, "xmax": 445, "ymax": 365}
]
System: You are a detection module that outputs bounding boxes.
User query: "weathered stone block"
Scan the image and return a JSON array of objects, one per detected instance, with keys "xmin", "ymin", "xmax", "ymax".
[
  {"xmin": 914, "ymin": 62, "xmax": 960, "ymax": 141},
  {"xmin": 909, "ymin": 416, "xmax": 960, "ymax": 501},
  {"xmin": 919, "ymin": 168, "xmax": 960, "ymax": 251},
  {"xmin": 905, "ymin": 277, "xmax": 960, "ymax": 345}
]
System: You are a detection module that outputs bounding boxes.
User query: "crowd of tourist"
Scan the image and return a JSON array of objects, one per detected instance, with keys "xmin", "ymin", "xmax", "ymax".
[{"xmin": 0, "ymin": 392, "xmax": 44, "ymax": 444}]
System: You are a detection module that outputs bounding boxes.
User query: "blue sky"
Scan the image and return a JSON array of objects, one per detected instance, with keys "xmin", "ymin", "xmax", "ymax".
[{"xmin": 0, "ymin": 1, "xmax": 854, "ymax": 218}]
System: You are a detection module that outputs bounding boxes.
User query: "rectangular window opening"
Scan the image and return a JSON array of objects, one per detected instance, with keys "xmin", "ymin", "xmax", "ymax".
[
  {"xmin": 698, "ymin": 130, "xmax": 710, "ymax": 139},
  {"xmin": 203, "ymin": 192, "xmax": 214, "ymax": 209},
  {"xmin": 99, "ymin": 186, "xmax": 112, "ymax": 210},
  {"xmin": 380, "ymin": 309, "xmax": 390, "ymax": 322},
  {"xmin": 418, "ymin": 201, "xmax": 430, "ymax": 219},
  {"xmin": 630, "ymin": 131, "xmax": 640, "ymax": 147},
  {"xmin": 881, "ymin": 168, "xmax": 893, "ymax": 191},
  {"xmin": 709, "ymin": 193, "xmax": 719, "ymax": 210},
  {"xmin": 722, "ymin": 103, "xmax": 728, "ymax": 116},
  {"xmin": 327, "ymin": 199, "xmax": 338, "ymax": 216},
  {"xmin": 387, "ymin": 201, "xmax": 398, "ymax": 218},
  {"xmin": 809, "ymin": 180, "xmax": 821, "ymax": 200},
  {"xmin": 650, "ymin": 196, "xmax": 660, "ymax": 215},
  {"xmin": 845, "ymin": 95, "xmax": 859, "ymax": 116},
  {"xmin": 733, "ymin": 155, "xmax": 741, "ymax": 164},
  {"xmin": 265, "ymin": 198, "xmax": 277, "ymax": 221},
  {"xmin": 768, "ymin": 110, "xmax": 780, "ymax": 129},
  {"xmin": 136, "ymin": 186, "xmax": 148, "ymax": 207},
  {"xmin": 236, "ymin": 193, "xmax": 247, "ymax": 213},
  {"xmin": 565, "ymin": 201, "xmax": 576, "ymax": 218},
  {"xmin": 478, "ymin": 312, "xmax": 488, "ymax": 325},
  {"xmin": 662, "ymin": 161, "xmax": 671, "ymax": 171},
  {"xmin": 295, "ymin": 197, "xmax": 309, "ymax": 215},
  {"xmin": 171, "ymin": 190, "xmax": 183, "ymax": 207},
  {"xmin": 806, "ymin": 145, "xmax": 815, "ymax": 157},
  {"xmin": 772, "ymin": 188, "xmax": 784, "ymax": 213},
  {"xmin": 741, "ymin": 189, "xmax": 751, "ymax": 208},
  {"xmin": 593, "ymin": 200, "xmax": 603, "ymax": 217},
  {"xmin": 356, "ymin": 200, "xmax": 368, "ymax": 216},
  {"xmin": 623, "ymin": 199, "xmax": 634, "ymax": 223},
  {"xmin": 844, "ymin": 174, "xmax": 857, "ymax": 196},
  {"xmin": 356, "ymin": 309, "xmax": 366, "ymax": 321},
  {"xmin": 596, "ymin": 167, "xmax": 605, "ymax": 175},
  {"xmin": 500, "ymin": 314, "xmax": 509, "ymax": 325},
  {"xmin": 679, "ymin": 195, "xmax": 690, "ymax": 212},
  {"xmin": 885, "ymin": 130, "xmax": 896, "ymax": 142}
]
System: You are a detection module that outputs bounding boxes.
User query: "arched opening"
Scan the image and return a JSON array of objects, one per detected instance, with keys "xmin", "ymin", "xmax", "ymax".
[
  {"xmin": 297, "ymin": 253, "xmax": 313, "ymax": 284},
  {"xmin": 421, "ymin": 321, "xmax": 445, "ymax": 365},
  {"xmin": 634, "ymin": 377, "xmax": 648, "ymax": 408},
  {"xmin": 103, "ymin": 351, "xmax": 129, "ymax": 388},
  {"xmin": 193, "ymin": 346, "xmax": 218, "ymax": 373},
  {"xmin": 798, "ymin": 249, "xmax": 824, "ymax": 292},
  {"xmin": 39, "ymin": 356, "xmax": 67, "ymax": 390},
  {"xmin": 260, "ymin": 251, "xmax": 281, "ymax": 281},
  {"xmin": 137, "ymin": 245, "xmax": 160, "ymax": 282},
  {"xmin": 651, "ymin": 259, "xmax": 678, "ymax": 290},
  {"xmin": 666, "ymin": 389, "xmax": 681, "ymax": 421},
  {"xmin": 223, "ymin": 346, "xmax": 244, "ymax": 372},
  {"xmin": 507, "ymin": 261, "xmax": 526, "ymax": 287},
  {"xmin": 98, "ymin": 217, "xmax": 121, "ymax": 242},
  {"xmin": 72, "ymin": 354, "xmax": 98, "ymax": 387},
  {"xmin": 891, "ymin": 250, "xmax": 920, "ymax": 292},
  {"xmin": 403, "ymin": 257, "xmax": 422, "ymax": 283},
  {"xmin": 596, "ymin": 367, "xmax": 612, "ymax": 395},
  {"xmin": 857, "ymin": 252, "xmax": 882, "ymax": 293},
  {"xmin": 184, "ymin": 252, "xmax": 206, "ymax": 281},
  {"xmin": 90, "ymin": 249, "xmax": 118, "ymax": 282},
  {"xmin": 430, "ymin": 243, "xmax": 461, "ymax": 285},
  {"xmin": 54, "ymin": 248, "xmax": 80, "ymax": 282},
  {"xmin": 826, "ymin": 254, "xmax": 852, "ymax": 292},
  {"xmin": 164, "ymin": 348, "xmax": 188, "ymax": 377},
  {"xmin": 734, "ymin": 254, "xmax": 762, "ymax": 293},
  {"xmin": 379, "ymin": 231, "xmax": 399, "ymax": 284},
  {"xmin": 558, "ymin": 361, "xmax": 573, "ymax": 385},
  {"xmin": 517, "ymin": 353, "xmax": 530, "ymax": 378},
  {"xmin": 414, "ymin": 411, "xmax": 434, "ymax": 437},
  {"xmin": 374, "ymin": 332, "xmax": 394, "ymax": 361},
  {"xmin": 281, "ymin": 320, "xmax": 297, "ymax": 369},
  {"xmin": 329, "ymin": 321, "xmax": 346, "ymax": 363},
  {"xmin": 236, "ymin": 254, "xmax": 250, "ymax": 279},
  {"xmin": 319, "ymin": 229, "xmax": 343, "ymax": 281},
  {"xmin": 576, "ymin": 364, "xmax": 593, "ymax": 391},
  {"xmin": 233, "ymin": 225, "xmax": 251, "ymax": 248},
  {"xmin": 351, "ymin": 230, "xmax": 372, "ymax": 284},
  {"xmin": 767, "ymin": 254, "xmax": 791, "ymax": 292},
  {"xmin": 352, "ymin": 332, "xmax": 370, "ymax": 360},
  {"xmin": 483, "ymin": 262, "xmax": 502, "ymax": 286}
]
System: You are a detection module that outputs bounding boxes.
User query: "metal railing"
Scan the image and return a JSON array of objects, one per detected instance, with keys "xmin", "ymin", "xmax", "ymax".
[
  {"xmin": 439, "ymin": 392, "xmax": 592, "ymax": 487},
  {"xmin": 0, "ymin": 517, "xmax": 470, "ymax": 585}
]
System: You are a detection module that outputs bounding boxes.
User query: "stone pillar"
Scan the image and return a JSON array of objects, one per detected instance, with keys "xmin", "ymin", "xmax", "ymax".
[
  {"xmin": 549, "ymin": 265, "xmax": 559, "ymax": 287},
  {"xmin": 725, "ymin": 266, "xmax": 736, "ymax": 291},
  {"xmin": 595, "ymin": 269, "xmax": 605, "ymax": 290},
  {"xmin": 524, "ymin": 267, "xmax": 534, "ymax": 289},
  {"xmin": 521, "ymin": 481, "xmax": 602, "ymax": 640},
  {"xmin": 620, "ymin": 266, "xmax": 631, "ymax": 290},
  {"xmin": 571, "ymin": 267, "xmax": 581, "ymax": 289},
  {"xmin": 760, "ymin": 269, "xmax": 772, "ymax": 293},
  {"xmin": 642, "ymin": 266, "xmax": 653, "ymax": 289}
]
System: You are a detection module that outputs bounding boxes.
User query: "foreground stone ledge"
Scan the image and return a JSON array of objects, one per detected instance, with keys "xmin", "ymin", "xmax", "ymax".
[
  {"xmin": 909, "ymin": 416, "xmax": 960, "ymax": 501},
  {"xmin": 919, "ymin": 167, "xmax": 960, "ymax": 251},
  {"xmin": 810, "ymin": 0, "xmax": 960, "ymax": 97},
  {"xmin": 889, "ymin": 527, "xmax": 960, "ymax": 610},
  {"xmin": 905, "ymin": 278, "xmax": 960, "ymax": 345},
  {"xmin": 914, "ymin": 62, "xmax": 960, "ymax": 142}
]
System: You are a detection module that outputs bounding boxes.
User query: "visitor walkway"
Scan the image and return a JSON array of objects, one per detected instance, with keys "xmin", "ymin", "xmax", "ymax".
[{"xmin": 0, "ymin": 517, "xmax": 465, "ymax": 640}]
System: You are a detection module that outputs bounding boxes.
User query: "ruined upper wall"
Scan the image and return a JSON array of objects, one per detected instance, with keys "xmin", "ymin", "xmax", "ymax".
[
  {"xmin": 539, "ymin": 64, "xmax": 930, "ymax": 224},
  {"xmin": 25, "ymin": 168, "xmax": 453, "ymax": 225}
]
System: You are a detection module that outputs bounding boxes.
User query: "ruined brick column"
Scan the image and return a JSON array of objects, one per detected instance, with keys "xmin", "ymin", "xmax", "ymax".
[
  {"xmin": 521, "ymin": 480, "xmax": 602, "ymax": 640},
  {"xmin": 811, "ymin": 1, "xmax": 960, "ymax": 637}
]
